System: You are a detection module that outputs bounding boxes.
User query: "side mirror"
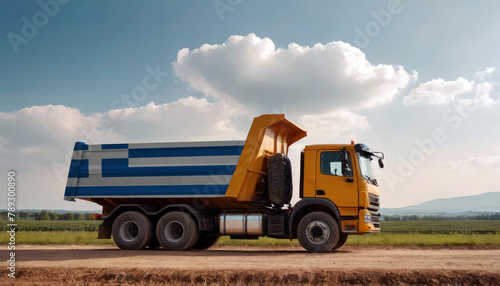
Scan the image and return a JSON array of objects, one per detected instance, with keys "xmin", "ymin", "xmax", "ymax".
[
  {"xmin": 378, "ymin": 159, "xmax": 384, "ymax": 168},
  {"xmin": 339, "ymin": 148, "xmax": 351, "ymax": 176}
]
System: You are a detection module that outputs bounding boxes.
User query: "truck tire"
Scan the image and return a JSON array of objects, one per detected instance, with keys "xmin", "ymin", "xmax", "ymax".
[
  {"xmin": 333, "ymin": 234, "xmax": 348, "ymax": 250},
  {"xmin": 267, "ymin": 153, "xmax": 292, "ymax": 205},
  {"xmin": 156, "ymin": 211, "xmax": 199, "ymax": 251},
  {"xmin": 112, "ymin": 211, "xmax": 153, "ymax": 250},
  {"xmin": 192, "ymin": 231, "xmax": 220, "ymax": 250},
  {"xmin": 297, "ymin": 211, "xmax": 339, "ymax": 253}
]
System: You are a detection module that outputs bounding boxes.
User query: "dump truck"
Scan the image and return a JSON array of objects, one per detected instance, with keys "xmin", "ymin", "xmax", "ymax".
[{"xmin": 64, "ymin": 114, "xmax": 384, "ymax": 253}]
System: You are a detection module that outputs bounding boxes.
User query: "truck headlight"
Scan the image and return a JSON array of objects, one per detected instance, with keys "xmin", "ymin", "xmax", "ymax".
[{"xmin": 364, "ymin": 214, "xmax": 371, "ymax": 223}]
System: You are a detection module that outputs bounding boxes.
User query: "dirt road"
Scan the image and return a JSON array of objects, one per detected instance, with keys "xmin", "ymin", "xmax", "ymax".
[{"xmin": 2, "ymin": 245, "xmax": 500, "ymax": 285}]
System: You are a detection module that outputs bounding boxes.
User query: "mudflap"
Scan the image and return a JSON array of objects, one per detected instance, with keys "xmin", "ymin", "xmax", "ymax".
[{"xmin": 98, "ymin": 223, "xmax": 112, "ymax": 239}]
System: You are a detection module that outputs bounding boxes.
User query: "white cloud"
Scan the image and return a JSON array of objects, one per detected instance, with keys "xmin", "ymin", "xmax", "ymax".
[
  {"xmin": 173, "ymin": 33, "xmax": 413, "ymax": 114},
  {"xmin": 0, "ymin": 104, "xmax": 126, "ymax": 175},
  {"xmin": 404, "ymin": 77, "xmax": 473, "ymax": 105},
  {"xmin": 298, "ymin": 109, "xmax": 369, "ymax": 142},
  {"xmin": 463, "ymin": 82, "xmax": 494, "ymax": 106},
  {"xmin": 403, "ymin": 67, "xmax": 496, "ymax": 106},
  {"xmin": 0, "ymin": 97, "xmax": 248, "ymax": 158},
  {"xmin": 104, "ymin": 97, "xmax": 248, "ymax": 142},
  {"xmin": 473, "ymin": 67, "xmax": 495, "ymax": 82},
  {"xmin": 439, "ymin": 156, "xmax": 500, "ymax": 168},
  {"xmin": 0, "ymin": 98, "xmax": 249, "ymax": 209},
  {"xmin": 0, "ymin": 105, "xmax": 110, "ymax": 152}
]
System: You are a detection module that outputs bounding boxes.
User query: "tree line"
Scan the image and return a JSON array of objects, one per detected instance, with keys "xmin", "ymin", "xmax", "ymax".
[
  {"xmin": 3, "ymin": 211, "xmax": 500, "ymax": 221},
  {"xmin": 0, "ymin": 210, "xmax": 100, "ymax": 221}
]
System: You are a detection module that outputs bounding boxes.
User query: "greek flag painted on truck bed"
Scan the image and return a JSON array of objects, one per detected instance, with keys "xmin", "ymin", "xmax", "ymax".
[{"xmin": 64, "ymin": 140, "xmax": 245, "ymax": 201}]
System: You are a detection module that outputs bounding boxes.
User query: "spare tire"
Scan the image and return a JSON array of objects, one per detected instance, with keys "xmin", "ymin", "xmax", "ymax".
[{"xmin": 267, "ymin": 153, "xmax": 292, "ymax": 206}]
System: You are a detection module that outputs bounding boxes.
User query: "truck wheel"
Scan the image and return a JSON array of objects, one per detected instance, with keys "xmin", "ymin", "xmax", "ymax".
[
  {"xmin": 192, "ymin": 231, "xmax": 220, "ymax": 250},
  {"xmin": 297, "ymin": 211, "xmax": 339, "ymax": 253},
  {"xmin": 156, "ymin": 211, "xmax": 199, "ymax": 251},
  {"xmin": 332, "ymin": 234, "xmax": 348, "ymax": 250},
  {"xmin": 112, "ymin": 211, "xmax": 153, "ymax": 250}
]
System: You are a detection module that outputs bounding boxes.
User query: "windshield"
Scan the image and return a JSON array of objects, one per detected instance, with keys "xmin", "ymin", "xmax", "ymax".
[{"xmin": 357, "ymin": 153, "xmax": 376, "ymax": 184}]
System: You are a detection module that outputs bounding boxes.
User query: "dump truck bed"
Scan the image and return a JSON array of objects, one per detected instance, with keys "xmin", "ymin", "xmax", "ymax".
[
  {"xmin": 64, "ymin": 114, "xmax": 306, "ymax": 214},
  {"xmin": 65, "ymin": 140, "xmax": 245, "ymax": 199}
]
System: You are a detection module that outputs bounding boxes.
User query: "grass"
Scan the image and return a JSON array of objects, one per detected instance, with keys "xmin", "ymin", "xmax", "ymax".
[
  {"xmin": 3, "ymin": 232, "xmax": 497, "ymax": 246},
  {"xmin": 1, "ymin": 231, "xmax": 114, "ymax": 245},
  {"xmin": 1, "ymin": 220, "xmax": 499, "ymax": 246},
  {"xmin": 217, "ymin": 233, "xmax": 500, "ymax": 247},
  {"xmin": 345, "ymin": 233, "xmax": 500, "ymax": 246},
  {"xmin": 380, "ymin": 220, "xmax": 500, "ymax": 234}
]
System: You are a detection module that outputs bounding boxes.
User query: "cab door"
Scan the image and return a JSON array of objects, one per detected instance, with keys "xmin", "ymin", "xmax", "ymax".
[{"xmin": 315, "ymin": 150, "xmax": 358, "ymax": 207}]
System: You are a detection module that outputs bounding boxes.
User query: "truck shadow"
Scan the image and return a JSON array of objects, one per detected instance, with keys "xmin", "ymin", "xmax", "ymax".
[{"xmin": 6, "ymin": 248, "xmax": 349, "ymax": 262}]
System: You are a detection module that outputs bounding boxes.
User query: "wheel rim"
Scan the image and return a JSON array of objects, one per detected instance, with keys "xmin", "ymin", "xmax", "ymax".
[
  {"xmin": 305, "ymin": 220, "xmax": 330, "ymax": 245},
  {"xmin": 164, "ymin": 221, "xmax": 185, "ymax": 243},
  {"xmin": 120, "ymin": 221, "xmax": 140, "ymax": 242}
]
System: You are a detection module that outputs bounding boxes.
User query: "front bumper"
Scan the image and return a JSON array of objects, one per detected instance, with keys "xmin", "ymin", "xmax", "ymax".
[{"xmin": 358, "ymin": 208, "xmax": 380, "ymax": 233}]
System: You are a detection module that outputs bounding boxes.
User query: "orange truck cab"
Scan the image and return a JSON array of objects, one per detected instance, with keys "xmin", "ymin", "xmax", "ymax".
[{"xmin": 300, "ymin": 143, "xmax": 382, "ymax": 237}]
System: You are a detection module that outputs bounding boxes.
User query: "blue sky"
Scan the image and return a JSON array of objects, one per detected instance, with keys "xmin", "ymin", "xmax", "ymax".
[
  {"xmin": 1, "ymin": 0, "xmax": 499, "ymax": 210},
  {"xmin": 2, "ymin": 1, "xmax": 499, "ymax": 113}
]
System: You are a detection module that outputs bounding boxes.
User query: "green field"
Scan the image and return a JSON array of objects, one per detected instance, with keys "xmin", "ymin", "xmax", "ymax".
[
  {"xmin": 1, "ymin": 220, "xmax": 499, "ymax": 246},
  {"xmin": 380, "ymin": 220, "xmax": 500, "ymax": 234},
  {"xmin": 0, "ymin": 220, "xmax": 100, "ymax": 232}
]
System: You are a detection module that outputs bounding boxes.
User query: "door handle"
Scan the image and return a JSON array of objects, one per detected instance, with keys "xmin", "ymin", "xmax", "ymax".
[
  {"xmin": 345, "ymin": 178, "xmax": 354, "ymax": 183},
  {"xmin": 316, "ymin": 190, "xmax": 325, "ymax": 196}
]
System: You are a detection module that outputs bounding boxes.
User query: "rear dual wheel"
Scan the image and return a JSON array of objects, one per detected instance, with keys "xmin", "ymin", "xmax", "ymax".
[
  {"xmin": 156, "ymin": 211, "xmax": 199, "ymax": 251},
  {"xmin": 112, "ymin": 210, "xmax": 216, "ymax": 251}
]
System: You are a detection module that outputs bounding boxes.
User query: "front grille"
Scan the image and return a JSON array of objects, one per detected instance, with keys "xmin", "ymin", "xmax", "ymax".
[
  {"xmin": 369, "ymin": 211, "xmax": 380, "ymax": 228},
  {"xmin": 368, "ymin": 193, "xmax": 379, "ymax": 210},
  {"xmin": 368, "ymin": 193, "xmax": 380, "ymax": 228}
]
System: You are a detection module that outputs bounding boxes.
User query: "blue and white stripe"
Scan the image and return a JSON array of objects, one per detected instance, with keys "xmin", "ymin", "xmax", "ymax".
[{"xmin": 64, "ymin": 140, "xmax": 245, "ymax": 201}]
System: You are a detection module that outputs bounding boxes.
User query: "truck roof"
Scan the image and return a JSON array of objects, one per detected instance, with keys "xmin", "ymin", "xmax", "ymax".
[{"xmin": 304, "ymin": 144, "xmax": 355, "ymax": 150}]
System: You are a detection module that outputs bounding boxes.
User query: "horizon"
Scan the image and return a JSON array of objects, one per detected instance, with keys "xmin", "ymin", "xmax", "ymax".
[
  {"xmin": 1, "ymin": 1, "xmax": 499, "ymax": 210},
  {"xmin": 3, "ymin": 191, "xmax": 499, "ymax": 212}
]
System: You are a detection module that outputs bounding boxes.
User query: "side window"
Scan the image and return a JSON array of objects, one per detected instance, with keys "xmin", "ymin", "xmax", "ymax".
[{"xmin": 320, "ymin": 151, "xmax": 353, "ymax": 177}]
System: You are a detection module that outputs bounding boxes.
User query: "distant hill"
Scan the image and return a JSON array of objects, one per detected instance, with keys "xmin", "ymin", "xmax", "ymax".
[
  {"xmin": 381, "ymin": 192, "xmax": 500, "ymax": 216},
  {"xmin": 3, "ymin": 193, "xmax": 499, "ymax": 217}
]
